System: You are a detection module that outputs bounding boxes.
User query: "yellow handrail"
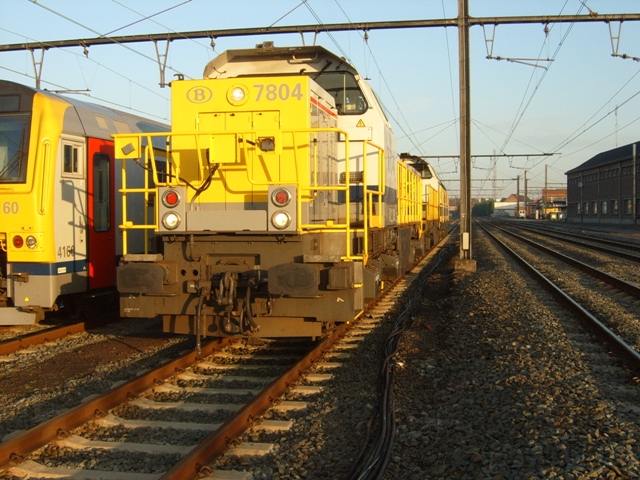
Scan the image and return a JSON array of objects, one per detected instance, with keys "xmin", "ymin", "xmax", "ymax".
[{"xmin": 115, "ymin": 127, "xmax": 386, "ymax": 262}]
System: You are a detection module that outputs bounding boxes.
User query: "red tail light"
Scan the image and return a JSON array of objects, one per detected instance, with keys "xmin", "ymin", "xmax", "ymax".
[
  {"xmin": 12, "ymin": 235, "xmax": 24, "ymax": 249},
  {"xmin": 271, "ymin": 188, "xmax": 291, "ymax": 207},
  {"xmin": 162, "ymin": 189, "xmax": 181, "ymax": 208}
]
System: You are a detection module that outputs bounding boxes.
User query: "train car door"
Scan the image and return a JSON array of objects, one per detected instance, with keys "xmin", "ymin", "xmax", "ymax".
[{"xmin": 87, "ymin": 138, "xmax": 116, "ymax": 289}]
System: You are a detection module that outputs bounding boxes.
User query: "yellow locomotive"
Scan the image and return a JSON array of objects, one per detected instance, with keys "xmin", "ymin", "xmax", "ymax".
[
  {"xmin": 115, "ymin": 44, "xmax": 448, "ymax": 339},
  {"xmin": 0, "ymin": 80, "xmax": 167, "ymax": 324}
]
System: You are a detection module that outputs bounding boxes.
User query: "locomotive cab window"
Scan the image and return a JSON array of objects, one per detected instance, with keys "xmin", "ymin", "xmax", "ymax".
[
  {"xmin": 314, "ymin": 72, "xmax": 368, "ymax": 115},
  {"xmin": 0, "ymin": 113, "xmax": 30, "ymax": 184}
]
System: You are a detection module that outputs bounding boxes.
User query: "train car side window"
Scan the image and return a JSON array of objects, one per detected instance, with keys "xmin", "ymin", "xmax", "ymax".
[
  {"xmin": 62, "ymin": 143, "xmax": 83, "ymax": 178},
  {"xmin": 93, "ymin": 153, "xmax": 110, "ymax": 232}
]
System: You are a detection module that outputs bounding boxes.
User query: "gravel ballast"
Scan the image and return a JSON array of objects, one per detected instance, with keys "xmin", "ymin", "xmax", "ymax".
[
  {"xmin": 214, "ymin": 230, "xmax": 640, "ymax": 479},
  {"xmin": 388, "ymin": 230, "xmax": 640, "ymax": 479},
  {"xmin": 3, "ymin": 227, "xmax": 640, "ymax": 480}
]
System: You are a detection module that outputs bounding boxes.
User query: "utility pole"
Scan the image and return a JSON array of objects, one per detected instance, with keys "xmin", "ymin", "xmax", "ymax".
[
  {"xmin": 516, "ymin": 175, "xmax": 520, "ymax": 218},
  {"xmin": 634, "ymin": 144, "xmax": 637, "ymax": 226},
  {"xmin": 544, "ymin": 164, "xmax": 548, "ymax": 219},
  {"xmin": 456, "ymin": 0, "xmax": 476, "ymax": 272},
  {"xmin": 524, "ymin": 170, "xmax": 528, "ymax": 219}
]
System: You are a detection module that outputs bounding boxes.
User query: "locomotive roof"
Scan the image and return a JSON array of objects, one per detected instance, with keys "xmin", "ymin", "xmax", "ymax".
[{"xmin": 203, "ymin": 44, "xmax": 357, "ymax": 79}]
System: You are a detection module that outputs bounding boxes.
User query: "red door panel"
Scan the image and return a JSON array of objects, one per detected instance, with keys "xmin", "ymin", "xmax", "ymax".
[{"xmin": 87, "ymin": 138, "xmax": 116, "ymax": 289}]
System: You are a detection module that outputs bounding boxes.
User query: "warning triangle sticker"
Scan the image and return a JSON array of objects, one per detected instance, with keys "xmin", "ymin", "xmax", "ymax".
[{"xmin": 356, "ymin": 120, "xmax": 365, "ymax": 127}]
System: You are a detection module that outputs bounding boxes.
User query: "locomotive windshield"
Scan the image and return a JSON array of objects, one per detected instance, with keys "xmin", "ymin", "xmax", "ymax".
[
  {"xmin": 312, "ymin": 72, "xmax": 368, "ymax": 115},
  {"xmin": 0, "ymin": 114, "xmax": 30, "ymax": 184}
]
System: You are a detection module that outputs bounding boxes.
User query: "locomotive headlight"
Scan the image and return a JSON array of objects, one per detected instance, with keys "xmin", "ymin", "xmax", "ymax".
[
  {"xmin": 162, "ymin": 212, "xmax": 181, "ymax": 230},
  {"xmin": 271, "ymin": 211, "xmax": 292, "ymax": 230},
  {"xmin": 26, "ymin": 235, "xmax": 38, "ymax": 249},
  {"xmin": 271, "ymin": 187, "xmax": 292, "ymax": 207},
  {"xmin": 227, "ymin": 85, "xmax": 248, "ymax": 105},
  {"xmin": 162, "ymin": 189, "xmax": 181, "ymax": 208}
]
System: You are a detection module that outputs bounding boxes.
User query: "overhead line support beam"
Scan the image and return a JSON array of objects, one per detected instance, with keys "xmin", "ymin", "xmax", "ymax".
[{"xmin": 2, "ymin": 14, "xmax": 640, "ymax": 52}]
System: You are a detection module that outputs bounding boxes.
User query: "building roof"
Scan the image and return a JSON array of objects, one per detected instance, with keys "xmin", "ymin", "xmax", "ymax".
[
  {"xmin": 501, "ymin": 193, "xmax": 531, "ymax": 203},
  {"xmin": 565, "ymin": 141, "xmax": 640, "ymax": 175}
]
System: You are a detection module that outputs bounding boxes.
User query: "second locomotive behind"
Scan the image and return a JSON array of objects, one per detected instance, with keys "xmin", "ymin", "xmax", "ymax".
[{"xmin": 115, "ymin": 43, "xmax": 448, "ymax": 339}]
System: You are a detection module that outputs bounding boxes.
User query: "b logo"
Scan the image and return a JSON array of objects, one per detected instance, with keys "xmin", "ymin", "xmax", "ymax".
[{"xmin": 186, "ymin": 86, "xmax": 212, "ymax": 104}]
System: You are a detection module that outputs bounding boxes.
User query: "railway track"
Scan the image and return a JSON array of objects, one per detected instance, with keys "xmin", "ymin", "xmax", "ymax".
[
  {"xmin": 478, "ymin": 220, "xmax": 640, "ymax": 370},
  {"xmin": 0, "ymin": 323, "xmax": 91, "ymax": 357},
  {"xmin": 0, "ymin": 237, "xmax": 453, "ymax": 480},
  {"xmin": 502, "ymin": 220, "xmax": 640, "ymax": 262},
  {"xmin": 1, "ymin": 336, "xmax": 316, "ymax": 479},
  {"xmin": 384, "ymin": 225, "xmax": 640, "ymax": 478}
]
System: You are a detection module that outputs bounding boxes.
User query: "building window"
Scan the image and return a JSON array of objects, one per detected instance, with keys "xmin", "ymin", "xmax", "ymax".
[
  {"xmin": 601, "ymin": 200, "xmax": 608, "ymax": 215},
  {"xmin": 576, "ymin": 203, "xmax": 581, "ymax": 215},
  {"xmin": 624, "ymin": 199, "xmax": 633, "ymax": 214},
  {"xmin": 592, "ymin": 201, "xmax": 598, "ymax": 215},
  {"xmin": 612, "ymin": 199, "xmax": 619, "ymax": 214},
  {"xmin": 583, "ymin": 202, "xmax": 589, "ymax": 215}
]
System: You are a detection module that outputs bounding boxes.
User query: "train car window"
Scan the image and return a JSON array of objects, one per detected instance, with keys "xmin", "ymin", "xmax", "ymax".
[
  {"xmin": 93, "ymin": 153, "xmax": 110, "ymax": 232},
  {"xmin": 0, "ymin": 114, "xmax": 30, "ymax": 183},
  {"xmin": 63, "ymin": 144, "xmax": 79, "ymax": 174},
  {"xmin": 313, "ymin": 72, "xmax": 368, "ymax": 115}
]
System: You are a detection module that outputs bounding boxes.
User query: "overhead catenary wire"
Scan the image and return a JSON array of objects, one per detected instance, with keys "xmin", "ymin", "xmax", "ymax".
[
  {"xmin": 6, "ymin": 2, "xmax": 640, "ymax": 198},
  {"xmin": 498, "ymin": 1, "xmax": 582, "ymax": 159},
  {"xmin": 330, "ymin": 0, "xmax": 435, "ymax": 157}
]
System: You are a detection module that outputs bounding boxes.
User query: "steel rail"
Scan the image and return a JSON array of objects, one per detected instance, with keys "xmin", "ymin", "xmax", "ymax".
[
  {"xmin": 488, "ymin": 222, "xmax": 640, "ymax": 299},
  {"xmin": 165, "ymin": 234, "xmax": 455, "ymax": 479},
  {"xmin": 0, "ymin": 322, "xmax": 88, "ymax": 356},
  {"xmin": 0, "ymin": 337, "xmax": 232, "ymax": 469},
  {"xmin": 1, "ymin": 225, "xmax": 456, "ymax": 478},
  {"xmin": 477, "ymin": 221, "xmax": 640, "ymax": 373},
  {"xmin": 504, "ymin": 221, "xmax": 640, "ymax": 259},
  {"xmin": 160, "ymin": 323, "xmax": 350, "ymax": 480}
]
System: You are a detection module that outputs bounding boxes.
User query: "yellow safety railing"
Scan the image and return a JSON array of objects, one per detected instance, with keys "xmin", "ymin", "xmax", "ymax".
[
  {"xmin": 397, "ymin": 161, "xmax": 422, "ymax": 226},
  {"xmin": 117, "ymin": 134, "xmax": 169, "ymax": 255},
  {"xmin": 426, "ymin": 185, "xmax": 439, "ymax": 223},
  {"xmin": 115, "ymin": 128, "xmax": 386, "ymax": 263}
]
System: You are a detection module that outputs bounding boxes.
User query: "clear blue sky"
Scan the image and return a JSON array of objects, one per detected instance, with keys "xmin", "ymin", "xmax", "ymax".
[{"xmin": 2, "ymin": 0, "xmax": 640, "ymax": 199}]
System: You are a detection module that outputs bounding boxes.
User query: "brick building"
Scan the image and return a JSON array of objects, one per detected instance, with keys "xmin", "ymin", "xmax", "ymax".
[{"xmin": 566, "ymin": 142, "xmax": 639, "ymax": 225}]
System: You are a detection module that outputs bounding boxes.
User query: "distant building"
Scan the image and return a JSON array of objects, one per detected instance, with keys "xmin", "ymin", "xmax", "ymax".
[
  {"xmin": 493, "ymin": 194, "xmax": 530, "ymax": 218},
  {"xmin": 539, "ymin": 188, "xmax": 567, "ymax": 220},
  {"xmin": 566, "ymin": 142, "xmax": 639, "ymax": 225}
]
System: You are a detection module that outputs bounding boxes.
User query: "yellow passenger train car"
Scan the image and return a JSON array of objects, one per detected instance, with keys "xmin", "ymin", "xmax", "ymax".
[
  {"xmin": 0, "ymin": 80, "xmax": 167, "ymax": 324},
  {"xmin": 115, "ymin": 44, "xmax": 449, "ymax": 340}
]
